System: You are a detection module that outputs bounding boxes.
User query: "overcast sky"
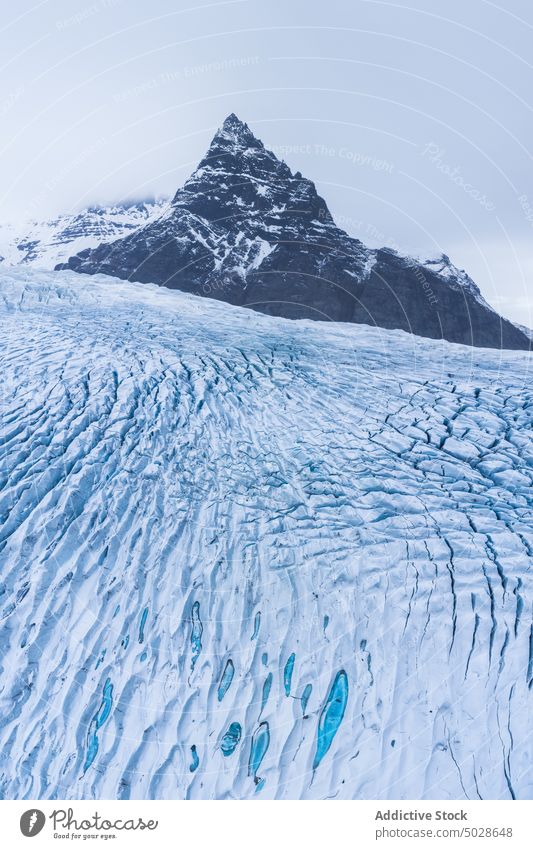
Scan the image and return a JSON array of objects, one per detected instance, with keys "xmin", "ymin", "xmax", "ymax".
[{"xmin": 1, "ymin": 0, "xmax": 532, "ymax": 324}]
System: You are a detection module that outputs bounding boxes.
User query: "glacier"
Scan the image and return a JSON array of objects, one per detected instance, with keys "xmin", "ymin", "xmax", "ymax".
[{"xmin": 0, "ymin": 268, "xmax": 532, "ymax": 800}]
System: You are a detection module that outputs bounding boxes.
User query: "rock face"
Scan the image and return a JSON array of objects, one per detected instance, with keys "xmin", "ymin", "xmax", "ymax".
[
  {"xmin": 0, "ymin": 200, "xmax": 167, "ymax": 268},
  {"xmin": 57, "ymin": 114, "xmax": 530, "ymax": 350}
]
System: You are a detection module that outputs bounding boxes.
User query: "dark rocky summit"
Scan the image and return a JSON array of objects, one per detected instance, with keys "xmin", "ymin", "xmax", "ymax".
[{"xmin": 57, "ymin": 114, "xmax": 530, "ymax": 349}]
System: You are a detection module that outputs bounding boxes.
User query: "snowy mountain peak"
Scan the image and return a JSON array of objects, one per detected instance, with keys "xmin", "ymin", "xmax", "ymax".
[
  {"xmin": 56, "ymin": 119, "xmax": 530, "ymax": 350},
  {"xmin": 0, "ymin": 199, "xmax": 167, "ymax": 269},
  {"xmin": 171, "ymin": 115, "xmax": 333, "ymax": 226},
  {"xmin": 421, "ymin": 253, "xmax": 491, "ymax": 306},
  {"xmin": 212, "ymin": 112, "xmax": 264, "ymax": 150},
  {"xmin": 424, "ymin": 253, "xmax": 476, "ymax": 288}
]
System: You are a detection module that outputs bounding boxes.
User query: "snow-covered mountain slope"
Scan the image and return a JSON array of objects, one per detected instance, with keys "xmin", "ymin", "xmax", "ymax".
[
  {"xmin": 0, "ymin": 200, "xmax": 167, "ymax": 269},
  {"xmin": 57, "ymin": 114, "xmax": 530, "ymax": 350},
  {"xmin": 0, "ymin": 268, "xmax": 532, "ymax": 801}
]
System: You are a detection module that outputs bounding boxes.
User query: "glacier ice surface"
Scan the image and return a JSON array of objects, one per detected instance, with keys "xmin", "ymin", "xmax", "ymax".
[{"xmin": 0, "ymin": 268, "xmax": 531, "ymax": 800}]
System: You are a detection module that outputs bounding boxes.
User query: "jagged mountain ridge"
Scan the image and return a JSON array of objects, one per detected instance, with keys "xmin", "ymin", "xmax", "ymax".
[
  {"xmin": 0, "ymin": 199, "xmax": 167, "ymax": 268},
  {"xmin": 57, "ymin": 114, "xmax": 529, "ymax": 350}
]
